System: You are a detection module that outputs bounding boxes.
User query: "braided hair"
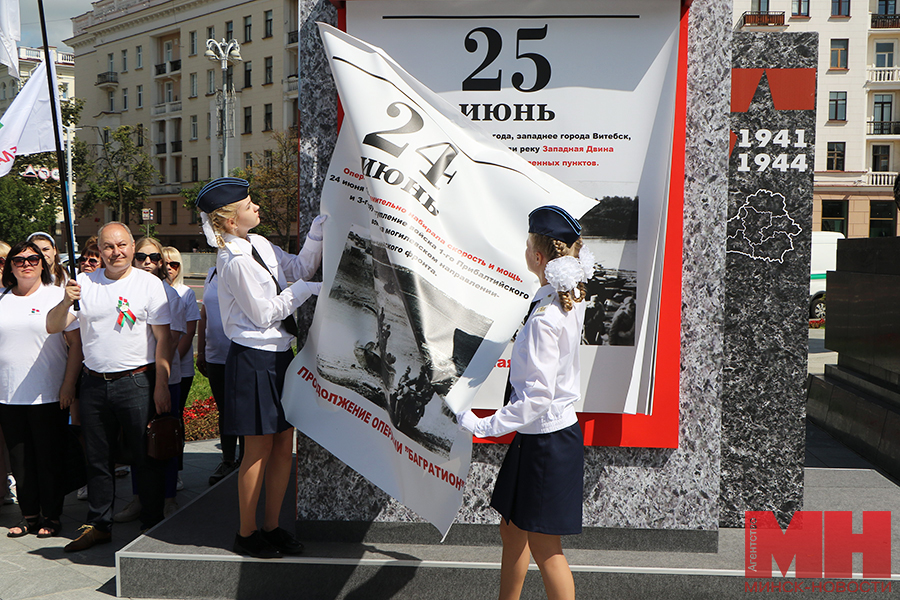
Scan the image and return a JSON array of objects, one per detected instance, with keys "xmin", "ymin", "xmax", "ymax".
[{"xmin": 529, "ymin": 233, "xmax": 586, "ymax": 312}]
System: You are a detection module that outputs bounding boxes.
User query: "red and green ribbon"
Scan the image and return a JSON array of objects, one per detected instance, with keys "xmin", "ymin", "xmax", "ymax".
[{"xmin": 116, "ymin": 296, "xmax": 136, "ymax": 327}]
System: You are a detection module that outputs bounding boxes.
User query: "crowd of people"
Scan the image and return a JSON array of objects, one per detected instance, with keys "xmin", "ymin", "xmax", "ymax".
[{"xmin": 1, "ymin": 177, "xmax": 588, "ymax": 599}]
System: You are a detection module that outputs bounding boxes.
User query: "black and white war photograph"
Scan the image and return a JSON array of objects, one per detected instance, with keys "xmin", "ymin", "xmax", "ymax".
[
  {"xmin": 316, "ymin": 225, "xmax": 494, "ymax": 457},
  {"xmin": 580, "ymin": 196, "xmax": 639, "ymax": 347}
]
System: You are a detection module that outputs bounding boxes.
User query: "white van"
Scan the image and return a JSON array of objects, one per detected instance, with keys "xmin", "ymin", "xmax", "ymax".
[{"xmin": 810, "ymin": 231, "xmax": 844, "ymax": 319}]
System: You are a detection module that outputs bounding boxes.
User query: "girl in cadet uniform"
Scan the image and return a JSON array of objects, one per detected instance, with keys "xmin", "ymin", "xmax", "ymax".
[
  {"xmin": 195, "ymin": 177, "xmax": 325, "ymax": 559},
  {"xmin": 458, "ymin": 205, "xmax": 593, "ymax": 600}
]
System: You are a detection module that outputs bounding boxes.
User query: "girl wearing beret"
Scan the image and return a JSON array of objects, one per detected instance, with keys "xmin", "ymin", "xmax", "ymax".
[
  {"xmin": 458, "ymin": 205, "xmax": 593, "ymax": 600},
  {"xmin": 196, "ymin": 177, "xmax": 325, "ymax": 559}
]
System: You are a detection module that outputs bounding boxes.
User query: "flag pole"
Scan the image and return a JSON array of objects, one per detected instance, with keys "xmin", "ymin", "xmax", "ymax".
[{"xmin": 36, "ymin": 0, "xmax": 78, "ymax": 307}]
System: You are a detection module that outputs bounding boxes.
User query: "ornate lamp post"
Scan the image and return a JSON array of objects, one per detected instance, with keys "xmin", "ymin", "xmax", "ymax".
[{"xmin": 204, "ymin": 38, "xmax": 242, "ymax": 177}]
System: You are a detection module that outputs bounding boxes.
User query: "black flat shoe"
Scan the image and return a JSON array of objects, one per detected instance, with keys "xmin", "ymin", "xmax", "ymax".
[
  {"xmin": 260, "ymin": 527, "xmax": 304, "ymax": 555},
  {"xmin": 233, "ymin": 531, "xmax": 282, "ymax": 559},
  {"xmin": 36, "ymin": 520, "xmax": 62, "ymax": 538},
  {"xmin": 7, "ymin": 517, "xmax": 39, "ymax": 538}
]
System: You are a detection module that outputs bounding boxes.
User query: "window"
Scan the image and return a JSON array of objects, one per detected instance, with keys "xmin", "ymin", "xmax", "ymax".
[
  {"xmin": 264, "ymin": 103, "xmax": 273, "ymax": 130},
  {"xmin": 831, "ymin": 0, "xmax": 849, "ymax": 16},
  {"xmin": 876, "ymin": 42, "xmax": 894, "ymax": 68},
  {"xmin": 827, "ymin": 142, "xmax": 846, "ymax": 170},
  {"xmin": 122, "ymin": 88, "xmax": 128, "ymax": 110},
  {"xmin": 828, "ymin": 91, "xmax": 846, "ymax": 121},
  {"xmin": 225, "ymin": 65, "xmax": 233, "ymax": 89},
  {"xmin": 136, "ymin": 45, "xmax": 143, "ymax": 68},
  {"xmin": 189, "ymin": 72, "xmax": 197, "ymax": 97},
  {"xmin": 830, "ymin": 39, "xmax": 848, "ymax": 69},
  {"xmin": 107, "ymin": 53, "xmax": 114, "ymax": 72},
  {"xmin": 170, "ymin": 201, "xmax": 178, "ymax": 224},
  {"xmin": 264, "ymin": 57, "xmax": 273, "ymax": 84},
  {"xmin": 208, "ymin": 156, "xmax": 211, "ymax": 179},
  {"xmin": 821, "ymin": 200, "xmax": 847, "ymax": 235},
  {"xmin": 225, "ymin": 21, "xmax": 233, "ymax": 41},
  {"xmin": 792, "ymin": 0, "xmax": 809, "ymax": 16},
  {"xmin": 874, "ymin": 94, "xmax": 893, "ymax": 133},
  {"xmin": 206, "ymin": 112, "xmax": 211, "ymax": 138},
  {"xmin": 207, "ymin": 26, "xmax": 215, "ymax": 41},
  {"xmin": 207, "ymin": 70, "xmax": 215, "ymax": 94},
  {"xmin": 244, "ymin": 16, "xmax": 252, "ymax": 42},
  {"xmin": 155, "ymin": 201, "xmax": 163, "ymax": 224},
  {"xmin": 137, "ymin": 124, "xmax": 144, "ymax": 146},
  {"xmin": 60, "ymin": 83, "xmax": 68, "ymax": 99},
  {"xmin": 264, "ymin": 10, "xmax": 273, "ymax": 38},
  {"xmin": 243, "ymin": 61, "xmax": 252, "ymax": 88},
  {"xmin": 244, "ymin": 106, "xmax": 252, "ymax": 133},
  {"xmin": 264, "ymin": 150, "xmax": 273, "ymax": 168},
  {"xmin": 189, "ymin": 31, "xmax": 197, "ymax": 55},
  {"xmin": 122, "ymin": 49, "xmax": 128, "ymax": 71},
  {"xmin": 879, "ymin": 0, "xmax": 897, "ymax": 14},
  {"xmin": 165, "ymin": 81, "xmax": 174, "ymax": 103},
  {"xmin": 103, "ymin": 129, "xmax": 110, "ymax": 144},
  {"xmin": 137, "ymin": 84, "xmax": 143, "ymax": 108},
  {"xmin": 751, "ymin": 0, "xmax": 768, "ymax": 10},
  {"xmin": 245, "ymin": 152, "xmax": 253, "ymax": 168},
  {"xmin": 191, "ymin": 157, "xmax": 199, "ymax": 182},
  {"xmin": 108, "ymin": 90, "xmax": 115, "ymax": 112},
  {"xmin": 873, "ymin": 144, "xmax": 891, "ymax": 171},
  {"xmin": 870, "ymin": 201, "xmax": 896, "ymax": 237},
  {"xmin": 190, "ymin": 115, "xmax": 198, "ymax": 139},
  {"xmin": 164, "ymin": 41, "xmax": 173, "ymax": 62}
]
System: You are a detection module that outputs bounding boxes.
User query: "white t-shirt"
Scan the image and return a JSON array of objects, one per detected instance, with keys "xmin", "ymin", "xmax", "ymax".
[
  {"xmin": 202, "ymin": 267, "xmax": 230, "ymax": 365},
  {"xmin": 0, "ymin": 285, "xmax": 79, "ymax": 405},
  {"xmin": 173, "ymin": 282, "xmax": 200, "ymax": 377},
  {"xmin": 72, "ymin": 268, "xmax": 171, "ymax": 373},
  {"xmin": 165, "ymin": 281, "xmax": 186, "ymax": 385}
]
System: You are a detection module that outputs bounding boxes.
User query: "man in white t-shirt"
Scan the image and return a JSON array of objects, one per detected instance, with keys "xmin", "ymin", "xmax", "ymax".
[{"xmin": 47, "ymin": 222, "xmax": 173, "ymax": 552}]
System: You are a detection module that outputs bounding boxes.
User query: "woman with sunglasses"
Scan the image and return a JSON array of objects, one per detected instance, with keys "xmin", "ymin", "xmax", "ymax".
[
  {"xmin": 114, "ymin": 237, "xmax": 186, "ymax": 522},
  {"xmin": 78, "ymin": 244, "xmax": 102, "ymax": 274},
  {"xmin": 0, "ymin": 241, "xmax": 83, "ymax": 538},
  {"xmin": 26, "ymin": 232, "xmax": 67, "ymax": 286}
]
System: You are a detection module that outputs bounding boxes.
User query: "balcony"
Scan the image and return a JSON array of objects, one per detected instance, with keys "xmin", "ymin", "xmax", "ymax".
[
  {"xmin": 170, "ymin": 59, "xmax": 181, "ymax": 72},
  {"xmin": 155, "ymin": 63, "xmax": 166, "ymax": 76},
  {"xmin": 288, "ymin": 30, "xmax": 298, "ymax": 44},
  {"xmin": 96, "ymin": 71, "xmax": 118, "ymax": 87},
  {"xmin": 867, "ymin": 120, "xmax": 900, "ymax": 135},
  {"xmin": 152, "ymin": 101, "xmax": 182, "ymax": 116},
  {"xmin": 867, "ymin": 171, "xmax": 897, "ymax": 186},
  {"xmin": 867, "ymin": 66, "xmax": 900, "ymax": 83},
  {"xmin": 155, "ymin": 142, "xmax": 166, "ymax": 155},
  {"xmin": 170, "ymin": 140, "xmax": 182, "ymax": 153},
  {"xmin": 740, "ymin": 11, "xmax": 785, "ymax": 27},
  {"xmin": 872, "ymin": 13, "xmax": 900, "ymax": 29}
]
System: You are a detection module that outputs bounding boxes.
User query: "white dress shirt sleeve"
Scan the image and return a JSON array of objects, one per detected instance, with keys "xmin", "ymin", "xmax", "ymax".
[
  {"xmin": 470, "ymin": 313, "xmax": 561, "ymax": 439},
  {"xmin": 274, "ymin": 235, "xmax": 322, "ymax": 283},
  {"xmin": 221, "ymin": 255, "xmax": 313, "ymax": 330}
]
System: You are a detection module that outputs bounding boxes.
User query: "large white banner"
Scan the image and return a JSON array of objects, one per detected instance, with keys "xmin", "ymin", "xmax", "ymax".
[{"xmin": 284, "ymin": 24, "xmax": 596, "ymax": 534}]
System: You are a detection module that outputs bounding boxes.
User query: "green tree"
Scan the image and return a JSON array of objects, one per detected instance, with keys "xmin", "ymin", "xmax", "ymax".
[
  {"xmin": 74, "ymin": 125, "xmax": 157, "ymax": 223},
  {"xmin": 0, "ymin": 176, "xmax": 59, "ymax": 243}
]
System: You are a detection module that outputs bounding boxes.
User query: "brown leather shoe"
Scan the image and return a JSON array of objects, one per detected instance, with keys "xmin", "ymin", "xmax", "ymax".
[{"xmin": 64, "ymin": 525, "xmax": 112, "ymax": 552}]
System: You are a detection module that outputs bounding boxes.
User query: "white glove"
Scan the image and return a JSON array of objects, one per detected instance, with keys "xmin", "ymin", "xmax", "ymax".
[
  {"xmin": 308, "ymin": 214, "xmax": 327, "ymax": 241},
  {"xmin": 456, "ymin": 410, "xmax": 479, "ymax": 434}
]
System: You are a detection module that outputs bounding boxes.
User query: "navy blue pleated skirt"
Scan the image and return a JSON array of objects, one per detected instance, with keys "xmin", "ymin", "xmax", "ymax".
[
  {"xmin": 222, "ymin": 342, "xmax": 294, "ymax": 436},
  {"xmin": 490, "ymin": 422, "xmax": 584, "ymax": 535}
]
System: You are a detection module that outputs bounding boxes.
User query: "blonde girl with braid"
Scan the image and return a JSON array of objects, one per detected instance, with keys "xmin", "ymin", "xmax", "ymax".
[{"xmin": 458, "ymin": 205, "xmax": 593, "ymax": 600}]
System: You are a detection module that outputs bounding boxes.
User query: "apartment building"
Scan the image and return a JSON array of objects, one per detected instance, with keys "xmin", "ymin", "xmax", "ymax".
[
  {"xmin": 65, "ymin": 0, "xmax": 299, "ymax": 250},
  {"xmin": 734, "ymin": 0, "xmax": 900, "ymax": 238},
  {"xmin": 0, "ymin": 46, "xmax": 76, "ymax": 114}
]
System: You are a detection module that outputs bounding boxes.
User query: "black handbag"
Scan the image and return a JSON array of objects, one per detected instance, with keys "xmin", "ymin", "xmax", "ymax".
[{"xmin": 146, "ymin": 415, "xmax": 183, "ymax": 460}]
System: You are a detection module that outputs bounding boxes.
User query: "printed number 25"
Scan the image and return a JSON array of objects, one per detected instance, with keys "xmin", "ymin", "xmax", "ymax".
[{"xmin": 463, "ymin": 25, "xmax": 551, "ymax": 93}]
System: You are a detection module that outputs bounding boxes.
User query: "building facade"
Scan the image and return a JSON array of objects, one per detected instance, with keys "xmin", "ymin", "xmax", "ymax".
[
  {"xmin": 0, "ymin": 46, "xmax": 76, "ymax": 114},
  {"xmin": 65, "ymin": 0, "xmax": 299, "ymax": 251},
  {"xmin": 734, "ymin": 0, "xmax": 900, "ymax": 238}
]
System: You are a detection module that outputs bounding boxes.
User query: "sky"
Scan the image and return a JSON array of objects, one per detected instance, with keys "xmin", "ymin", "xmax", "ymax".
[{"xmin": 19, "ymin": 0, "xmax": 96, "ymax": 51}]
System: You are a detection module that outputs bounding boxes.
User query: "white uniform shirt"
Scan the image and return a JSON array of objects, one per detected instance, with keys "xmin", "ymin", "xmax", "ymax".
[
  {"xmin": 71, "ymin": 268, "xmax": 171, "ymax": 373},
  {"xmin": 165, "ymin": 281, "xmax": 186, "ymax": 384},
  {"xmin": 469, "ymin": 284, "xmax": 585, "ymax": 438},
  {"xmin": 0, "ymin": 285, "xmax": 79, "ymax": 405},
  {"xmin": 217, "ymin": 233, "xmax": 322, "ymax": 352},
  {"xmin": 202, "ymin": 267, "xmax": 230, "ymax": 365},
  {"xmin": 173, "ymin": 282, "xmax": 201, "ymax": 376}
]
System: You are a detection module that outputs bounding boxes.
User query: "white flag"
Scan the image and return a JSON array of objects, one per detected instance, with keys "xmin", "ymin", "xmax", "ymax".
[
  {"xmin": 0, "ymin": 60, "xmax": 63, "ymax": 177},
  {"xmin": 0, "ymin": 0, "xmax": 19, "ymax": 80}
]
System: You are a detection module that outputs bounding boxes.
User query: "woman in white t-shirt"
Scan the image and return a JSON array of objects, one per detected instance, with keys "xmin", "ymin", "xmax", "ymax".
[
  {"xmin": 0, "ymin": 241, "xmax": 82, "ymax": 539},
  {"xmin": 162, "ymin": 247, "xmax": 200, "ymax": 413}
]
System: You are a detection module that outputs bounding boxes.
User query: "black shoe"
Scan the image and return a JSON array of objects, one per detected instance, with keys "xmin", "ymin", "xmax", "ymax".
[
  {"xmin": 209, "ymin": 461, "xmax": 236, "ymax": 486},
  {"xmin": 233, "ymin": 531, "xmax": 282, "ymax": 559},
  {"xmin": 260, "ymin": 527, "xmax": 304, "ymax": 555}
]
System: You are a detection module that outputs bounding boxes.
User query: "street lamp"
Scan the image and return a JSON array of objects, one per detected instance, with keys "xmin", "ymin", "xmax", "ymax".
[{"xmin": 205, "ymin": 38, "xmax": 242, "ymax": 177}]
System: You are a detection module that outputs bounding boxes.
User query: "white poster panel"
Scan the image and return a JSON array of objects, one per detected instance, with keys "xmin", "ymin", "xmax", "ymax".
[
  {"xmin": 284, "ymin": 24, "xmax": 596, "ymax": 534},
  {"xmin": 346, "ymin": 0, "xmax": 681, "ymax": 415}
]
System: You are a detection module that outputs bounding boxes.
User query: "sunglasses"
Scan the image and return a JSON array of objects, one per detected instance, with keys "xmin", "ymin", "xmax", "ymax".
[
  {"xmin": 0, "ymin": 257, "xmax": 4, "ymax": 267},
  {"xmin": 167, "ymin": 262, "xmax": 181, "ymax": 269},
  {"xmin": 80, "ymin": 257, "xmax": 101, "ymax": 266},
  {"xmin": 11, "ymin": 255, "xmax": 41, "ymax": 267},
  {"xmin": 134, "ymin": 252, "xmax": 162, "ymax": 262}
]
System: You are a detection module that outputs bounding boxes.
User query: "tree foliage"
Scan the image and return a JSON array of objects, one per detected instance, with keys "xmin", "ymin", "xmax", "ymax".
[{"xmin": 74, "ymin": 125, "xmax": 157, "ymax": 223}]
